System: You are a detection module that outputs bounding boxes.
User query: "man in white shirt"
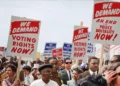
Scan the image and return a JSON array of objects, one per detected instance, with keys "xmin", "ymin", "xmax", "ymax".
[
  {"xmin": 23, "ymin": 65, "xmax": 34, "ymax": 86},
  {"xmin": 30, "ymin": 64, "xmax": 59, "ymax": 86}
]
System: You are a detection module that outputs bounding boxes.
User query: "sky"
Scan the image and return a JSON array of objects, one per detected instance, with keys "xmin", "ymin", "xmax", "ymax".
[{"xmin": 0, "ymin": 0, "xmax": 97, "ymax": 53}]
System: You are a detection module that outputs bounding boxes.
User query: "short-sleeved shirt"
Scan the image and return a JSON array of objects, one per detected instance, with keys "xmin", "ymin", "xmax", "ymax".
[
  {"xmin": 24, "ymin": 74, "xmax": 34, "ymax": 85},
  {"xmin": 30, "ymin": 79, "xmax": 59, "ymax": 86}
]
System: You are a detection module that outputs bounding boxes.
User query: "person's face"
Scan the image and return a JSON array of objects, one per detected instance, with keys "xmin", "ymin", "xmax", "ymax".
[
  {"xmin": 23, "ymin": 70, "xmax": 30, "ymax": 75},
  {"xmin": 72, "ymin": 70, "xmax": 79, "ymax": 80},
  {"xmin": 112, "ymin": 56, "xmax": 117, "ymax": 61},
  {"xmin": 89, "ymin": 59, "xmax": 99, "ymax": 72},
  {"xmin": 61, "ymin": 64, "xmax": 65, "ymax": 69},
  {"xmin": 34, "ymin": 68, "xmax": 38, "ymax": 72},
  {"xmin": 44, "ymin": 58, "xmax": 48, "ymax": 64},
  {"xmin": 110, "ymin": 56, "xmax": 118, "ymax": 64},
  {"xmin": 10, "ymin": 57, "xmax": 13, "ymax": 62},
  {"xmin": 49, "ymin": 59, "xmax": 58, "ymax": 72},
  {"xmin": 79, "ymin": 60, "xmax": 82, "ymax": 65},
  {"xmin": 6, "ymin": 67, "xmax": 14, "ymax": 76},
  {"xmin": 115, "ymin": 66, "xmax": 120, "ymax": 86},
  {"xmin": 57, "ymin": 60, "xmax": 62, "ymax": 67},
  {"xmin": 40, "ymin": 68, "xmax": 52, "ymax": 81},
  {"xmin": 65, "ymin": 59, "xmax": 72, "ymax": 70},
  {"xmin": 13, "ymin": 57, "xmax": 17, "ymax": 61}
]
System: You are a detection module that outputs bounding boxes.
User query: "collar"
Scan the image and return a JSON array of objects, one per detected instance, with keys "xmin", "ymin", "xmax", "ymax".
[
  {"xmin": 26, "ymin": 73, "xmax": 31, "ymax": 77},
  {"xmin": 89, "ymin": 69, "xmax": 97, "ymax": 75},
  {"xmin": 72, "ymin": 79, "xmax": 78, "ymax": 83},
  {"xmin": 65, "ymin": 69, "xmax": 71, "ymax": 71},
  {"xmin": 41, "ymin": 78, "xmax": 51, "ymax": 85}
]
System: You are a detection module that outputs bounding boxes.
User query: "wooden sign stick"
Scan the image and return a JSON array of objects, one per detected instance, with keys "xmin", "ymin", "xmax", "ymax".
[
  {"xmin": 99, "ymin": 44, "xmax": 104, "ymax": 73},
  {"xmin": 16, "ymin": 56, "xmax": 21, "ymax": 79}
]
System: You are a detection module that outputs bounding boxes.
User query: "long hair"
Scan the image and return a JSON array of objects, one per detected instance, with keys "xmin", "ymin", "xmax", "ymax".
[{"xmin": 107, "ymin": 62, "xmax": 120, "ymax": 86}]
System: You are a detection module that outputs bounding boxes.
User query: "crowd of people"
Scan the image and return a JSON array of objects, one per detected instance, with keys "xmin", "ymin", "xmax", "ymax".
[{"xmin": 0, "ymin": 55, "xmax": 120, "ymax": 86}]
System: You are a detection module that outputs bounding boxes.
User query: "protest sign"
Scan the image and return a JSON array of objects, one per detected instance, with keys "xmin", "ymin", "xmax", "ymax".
[
  {"xmin": 0, "ymin": 47, "xmax": 5, "ymax": 57},
  {"xmin": 40, "ymin": 53, "xmax": 44, "ymax": 61},
  {"xmin": 87, "ymin": 32, "xmax": 95, "ymax": 56},
  {"xmin": 36, "ymin": 52, "xmax": 40, "ymax": 58},
  {"xmin": 91, "ymin": 1, "xmax": 120, "ymax": 44},
  {"xmin": 63, "ymin": 43, "xmax": 72, "ymax": 58},
  {"xmin": 0, "ymin": 47, "xmax": 5, "ymax": 52},
  {"xmin": 72, "ymin": 25, "xmax": 88, "ymax": 60},
  {"xmin": 43, "ymin": 43, "xmax": 56, "ymax": 57},
  {"xmin": 104, "ymin": 44, "xmax": 110, "ymax": 61},
  {"xmin": 7, "ymin": 16, "xmax": 40, "ymax": 57},
  {"xmin": 52, "ymin": 48, "xmax": 63, "ymax": 57}
]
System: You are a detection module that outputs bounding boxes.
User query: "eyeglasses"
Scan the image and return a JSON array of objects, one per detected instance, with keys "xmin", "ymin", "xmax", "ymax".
[{"xmin": 65, "ymin": 62, "xmax": 72, "ymax": 64}]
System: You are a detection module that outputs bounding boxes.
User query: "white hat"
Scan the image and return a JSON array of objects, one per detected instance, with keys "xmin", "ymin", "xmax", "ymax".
[
  {"xmin": 33, "ymin": 64, "xmax": 39, "ymax": 69},
  {"xmin": 27, "ymin": 61, "xmax": 31, "ymax": 67}
]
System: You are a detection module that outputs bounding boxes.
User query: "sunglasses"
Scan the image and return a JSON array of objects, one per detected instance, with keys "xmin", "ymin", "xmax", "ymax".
[{"xmin": 65, "ymin": 62, "xmax": 72, "ymax": 64}]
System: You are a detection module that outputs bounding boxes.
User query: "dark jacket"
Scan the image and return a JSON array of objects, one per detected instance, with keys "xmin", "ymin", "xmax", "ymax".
[
  {"xmin": 78, "ymin": 74, "xmax": 107, "ymax": 86},
  {"xmin": 51, "ymin": 72, "xmax": 62, "ymax": 86},
  {"xmin": 59, "ymin": 69, "xmax": 69, "ymax": 85}
]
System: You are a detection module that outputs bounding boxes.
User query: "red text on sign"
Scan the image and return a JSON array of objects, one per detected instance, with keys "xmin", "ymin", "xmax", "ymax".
[
  {"xmin": 13, "ymin": 41, "xmax": 34, "ymax": 48},
  {"xmin": 10, "ymin": 21, "xmax": 40, "ymax": 34},
  {"xmin": 11, "ymin": 47, "xmax": 34, "ymax": 54},
  {"xmin": 73, "ymin": 28, "xmax": 88, "ymax": 42},
  {"xmin": 12, "ymin": 35, "xmax": 36, "ymax": 43},
  {"xmin": 94, "ymin": 2, "xmax": 120, "ymax": 19},
  {"xmin": 96, "ymin": 19, "xmax": 117, "ymax": 24},
  {"xmin": 74, "ymin": 52, "xmax": 85, "ymax": 57},
  {"xmin": 94, "ymin": 33, "xmax": 117, "ymax": 41}
]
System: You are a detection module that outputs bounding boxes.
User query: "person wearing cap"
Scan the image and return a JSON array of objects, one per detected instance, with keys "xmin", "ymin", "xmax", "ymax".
[
  {"xmin": 30, "ymin": 64, "xmax": 59, "ymax": 86},
  {"xmin": 32, "ymin": 64, "xmax": 40, "ymax": 80},
  {"xmin": 80, "ymin": 62, "xmax": 88, "ymax": 72}
]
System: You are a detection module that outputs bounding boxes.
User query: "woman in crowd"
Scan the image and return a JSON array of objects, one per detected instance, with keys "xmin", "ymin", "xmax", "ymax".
[
  {"xmin": 101, "ymin": 65, "xmax": 109, "ymax": 76},
  {"xmin": 109, "ymin": 55, "xmax": 120, "ymax": 64},
  {"xmin": 2, "ymin": 64, "xmax": 21, "ymax": 86},
  {"xmin": 67, "ymin": 68, "xmax": 83, "ymax": 86},
  {"xmin": 105, "ymin": 62, "xmax": 120, "ymax": 86},
  {"xmin": 23, "ymin": 65, "xmax": 34, "ymax": 86}
]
